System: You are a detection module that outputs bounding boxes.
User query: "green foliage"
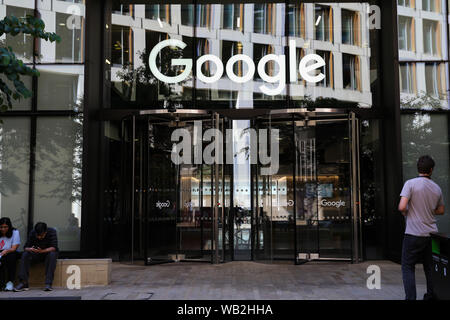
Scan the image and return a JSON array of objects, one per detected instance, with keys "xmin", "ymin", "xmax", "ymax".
[{"xmin": 0, "ymin": 15, "xmax": 60, "ymax": 112}]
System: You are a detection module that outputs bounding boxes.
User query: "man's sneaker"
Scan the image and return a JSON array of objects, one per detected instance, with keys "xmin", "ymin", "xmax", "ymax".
[
  {"xmin": 5, "ymin": 281, "xmax": 14, "ymax": 291},
  {"xmin": 13, "ymin": 282, "xmax": 29, "ymax": 292},
  {"xmin": 44, "ymin": 284, "xmax": 53, "ymax": 291}
]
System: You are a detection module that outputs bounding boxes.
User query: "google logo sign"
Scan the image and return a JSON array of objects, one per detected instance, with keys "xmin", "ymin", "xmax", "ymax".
[{"xmin": 149, "ymin": 39, "xmax": 326, "ymax": 96}]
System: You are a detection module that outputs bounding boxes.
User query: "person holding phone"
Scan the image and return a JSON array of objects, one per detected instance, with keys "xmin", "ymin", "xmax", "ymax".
[
  {"xmin": 14, "ymin": 222, "xmax": 58, "ymax": 292},
  {"xmin": 0, "ymin": 217, "xmax": 20, "ymax": 291}
]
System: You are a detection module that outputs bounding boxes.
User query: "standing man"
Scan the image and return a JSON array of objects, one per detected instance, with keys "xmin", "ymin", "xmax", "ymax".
[
  {"xmin": 14, "ymin": 222, "xmax": 59, "ymax": 292},
  {"xmin": 398, "ymin": 155, "xmax": 445, "ymax": 300}
]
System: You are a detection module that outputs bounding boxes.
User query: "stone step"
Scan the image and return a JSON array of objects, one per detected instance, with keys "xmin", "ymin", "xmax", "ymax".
[{"xmin": 26, "ymin": 259, "xmax": 112, "ymax": 288}]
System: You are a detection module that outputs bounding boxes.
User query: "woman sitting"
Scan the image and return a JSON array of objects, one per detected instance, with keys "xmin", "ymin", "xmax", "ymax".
[{"xmin": 0, "ymin": 217, "xmax": 20, "ymax": 291}]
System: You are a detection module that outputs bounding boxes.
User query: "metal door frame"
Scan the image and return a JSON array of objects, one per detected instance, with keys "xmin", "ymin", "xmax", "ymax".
[{"xmin": 121, "ymin": 108, "xmax": 362, "ymax": 265}]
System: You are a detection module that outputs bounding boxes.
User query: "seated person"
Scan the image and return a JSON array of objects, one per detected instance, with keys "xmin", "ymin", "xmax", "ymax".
[
  {"xmin": 0, "ymin": 217, "xmax": 20, "ymax": 291},
  {"xmin": 14, "ymin": 222, "xmax": 58, "ymax": 292}
]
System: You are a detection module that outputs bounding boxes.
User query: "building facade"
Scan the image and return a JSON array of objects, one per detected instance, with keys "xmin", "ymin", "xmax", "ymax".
[{"xmin": 0, "ymin": 0, "xmax": 448, "ymax": 264}]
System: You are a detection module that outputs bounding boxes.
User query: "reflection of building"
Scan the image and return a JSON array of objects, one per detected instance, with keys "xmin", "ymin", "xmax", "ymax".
[
  {"xmin": 0, "ymin": 0, "xmax": 85, "ymax": 251},
  {"xmin": 110, "ymin": 3, "xmax": 372, "ymax": 107},
  {"xmin": 0, "ymin": 1, "xmax": 448, "ymax": 266},
  {"xmin": 397, "ymin": 0, "xmax": 450, "ymax": 108}
]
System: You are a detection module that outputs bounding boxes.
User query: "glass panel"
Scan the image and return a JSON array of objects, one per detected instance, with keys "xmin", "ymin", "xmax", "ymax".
[
  {"xmin": 145, "ymin": 121, "xmax": 177, "ymax": 262},
  {"xmin": 398, "ymin": 2, "xmax": 449, "ymax": 110},
  {"xmin": 423, "ymin": 20, "xmax": 437, "ymax": 56},
  {"xmin": 360, "ymin": 119, "xmax": 385, "ymax": 259},
  {"xmin": 287, "ymin": 3, "xmax": 304, "ymax": 37},
  {"xmin": 295, "ymin": 120, "xmax": 352, "ymax": 260},
  {"xmin": 398, "ymin": 16, "xmax": 412, "ymax": 51},
  {"xmin": 3, "ymin": 6, "xmax": 34, "ymax": 63},
  {"xmin": 401, "ymin": 114, "xmax": 450, "ymax": 234},
  {"xmin": 316, "ymin": 50, "xmax": 332, "ymax": 87},
  {"xmin": 55, "ymin": 12, "xmax": 84, "ymax": 63},
  {"xmin": 343, "ymin": 53, "xmax": 357, "ymax": 90},
  {"xmin": 108, "ymin": 2, "xmax": 377, "ymax": 109},
  {"xmin": 233, "ymin": 120, "xmax": 252, "ymax": 260},
  {"xmin": 37, "ymin": 65, "xmax": 84, "ymax": 111},
  {"xmin": 38, "ymin": 2, "xmax": 86, "ymax": 63},
  {"xmin": 0, "ymin": 75, "xmax": 32, "ymax": 111},
  {"xmin": 34, "ymin": 116, "xmax": 83, "ymax": 251},
  {"xmin": 400, "ymin": 62, "xmax": 448, "ymax": 109},
  {"xmin": 0, "ymin": 118, "xmax": 30, "ymax": 251},
  {"xmin": 341, "ymin": 9, "xmax": 354, "ymax": 45},
  {"xmin": 271, "ymin": 121, "xmax": 295, "ymax": 259},
  {"xmin": 315, "ymin": 4, "xmax": 331, "ymax": 42}
]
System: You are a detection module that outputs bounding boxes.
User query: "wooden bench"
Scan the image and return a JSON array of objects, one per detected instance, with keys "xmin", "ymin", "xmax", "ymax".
[{"xmin": 27, "ymin": 258, "xmax": 112, "ymax": 288}]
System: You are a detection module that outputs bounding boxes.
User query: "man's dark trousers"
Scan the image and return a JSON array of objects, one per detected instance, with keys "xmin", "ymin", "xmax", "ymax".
[
  {"xmin": 401, "ymin": 234, "xmax": 434, "ymax": 300},
  {"xmin": 18, "ymin": 251, "xmax": 58, "ymax": 285}
]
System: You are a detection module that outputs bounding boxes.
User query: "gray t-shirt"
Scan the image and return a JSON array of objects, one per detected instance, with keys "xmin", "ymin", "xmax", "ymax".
[{"xmin": 400, "ymin": 177, "xmax": 444, "ymax": 237}]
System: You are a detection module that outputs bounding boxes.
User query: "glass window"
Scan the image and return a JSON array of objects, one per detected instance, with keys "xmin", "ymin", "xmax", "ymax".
[
  {"xmin": 4, "ymin": 6, "xmax": 34, "ymax": 63},
  {"xmin": 287, "ymin": 3, "xmax": 304, "ymax": 38},
  {"xmin": 54, "ymin": 12, "xmax": 85, "ymax": 63},
  {"xmin": 342, "ymin": 9, "xmax": 359, "ymax": 46},
  {"xmin": 422, "ymin": 0, "xmax": 437, "ymax": 12},
  {"xmin": 221, "ymin": 40, "xmax": 243, "ymax": 78},
  {"xmin": 34, "ymin": 117, "xmax": 82, "ymax": 251},
  {"xmin": 316, "ymin": 50, "xmax": 333, "ymax": 88},
  {"xmin": 398, "ymin": 0, "xmax": 411, "ymax": 7},
  {"xmin": 145, "ymin": 4, "xmax": 171, "ymax": 23},
  {"xmin": 315, "ymin": 5, "xmax": 332, "ymax": 42},
  {"xmin": 112, "ymin": 4, "xmax": 133, "ymax": 16},
  {"xmin": 401, "ymin": 114, "xmax": 450, "ymax": 234},
  {"xmin": 111, "ymin": 25, "xmax": 133, "ymax": 67},
  {"xmin": 181, "ymin": 4, "xmax": 194, "ymax": 26},
  {"xmin": 343, "ymin": 53, "xmax": 359, "ymax": 90},
  {"xmin": 423, "ymin": 20, "xmax": 439, "ymax": 56},
  {"xmin": 425, "ymin": 63, "xmax": 439, "ymax": 96},
  {"xmin": 37, "ymin": 66, "xmax": 84, "ymax": 111},
  {"xmin": 109, "ymin": 2, "xmax": 375, "ymax": 109},
  {"xmin": 399, "ymin": 63, "xmax": 415, "ymax": 93},
  {"xmin": 398, "ymin": 16, "xmax": 413, "ymax": 51},
  {"xmin": 197, "ymin": 4, "xmax": 211, "ymax": 28},
  {"xmin": 223, "ymin": 4, "xmax": 244, "ymax": 31},
  {"xmin": 254, "ymin": 3, "xmax": 276, "ymax": 35},
  {"xmin": 253, "ymin": 44, "xmax": 274, "ymax": 80},
  {"xmin": 0, "ymin": 75, "xmax": 33, "ymax": 111},
  {"xmin": 0, "ymin": 118, "xmax": 30, "ymax": 251}
]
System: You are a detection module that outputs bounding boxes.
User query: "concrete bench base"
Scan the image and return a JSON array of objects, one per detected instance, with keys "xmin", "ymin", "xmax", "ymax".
[{"xmin": 27, "ymin": 259, "xmax": 112, "ymax": 288}]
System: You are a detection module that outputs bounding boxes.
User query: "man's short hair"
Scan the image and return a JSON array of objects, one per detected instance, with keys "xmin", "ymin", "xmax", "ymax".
[
  {"xmin": 417, "ymin": 155, "xmax": 435, "ymax": 174},
  {"xmin": 34, "ymin": 222, "xmax": 48, "ymax": 235}
]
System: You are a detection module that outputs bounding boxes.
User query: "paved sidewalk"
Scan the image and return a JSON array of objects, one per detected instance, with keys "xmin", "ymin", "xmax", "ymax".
[{"xmin": 0, "ymin": 260, "xmax": 426, "ymax": 300}]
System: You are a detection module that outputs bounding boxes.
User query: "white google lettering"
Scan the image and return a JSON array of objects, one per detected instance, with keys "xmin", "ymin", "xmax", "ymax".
[
  {"xmin": 156, "ymin": 200, "xmax": 171, "ymax": 209},
  {"xmin": 149, "ymin": 39, "xmax": 325, "ymax": 96},
  {"xmin": 320, "ymin": 199, "xmax": 346, "ymax": 208}
]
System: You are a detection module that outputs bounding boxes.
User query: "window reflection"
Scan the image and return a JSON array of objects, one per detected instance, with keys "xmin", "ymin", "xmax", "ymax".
[
  {"xmin": 55, "ymin": 12, "xmax": 84, "ymax": 63},
  {"xmin": 315, "ymin": 5, "xmax": 332, "ymax": 42},
  {"xmin": 342, "ymin": 9, "xmax": 360, "ymax": 46},
  {"xmin": 108, "ymin": 2, "xmax": 375, "ymax": 108},
  {"xmin": 145, "ymin": 4, "xmax": 171, "ymax": 23},
  {"xmin": 4, "ymin": 6, "xmax": 34, "ymax": 63},
  {"xmin": 223, "ymin": 4, "xmax": 244, "ymax": 31},
  {"xmin": 112, "ymin": 25, "xmax": 133, "ymax": 67},
  {"xmin": 34, "ymin": 116, "xmax": 83, "ymax": 251},
  {"xmin": 287, "ymin": 3, "xmax": 305, "ymax": 38},
  {"xmin": 401, "ymin": 114, "xmax": 450, "ymax": 233},
  {"xmin": 343, "ymin": 54, "xmax": 360, "ymax": 91},
  {"xmin": 254, "ymin": 3, "xmax": 276, "ymax": 35},
  {"xmin": 0, "ymin": 118, "xmax": 30, "ymax": 251},
  {"xmin": 37, "ymin": 66, "xmax": 84, "ymax": 111}
]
